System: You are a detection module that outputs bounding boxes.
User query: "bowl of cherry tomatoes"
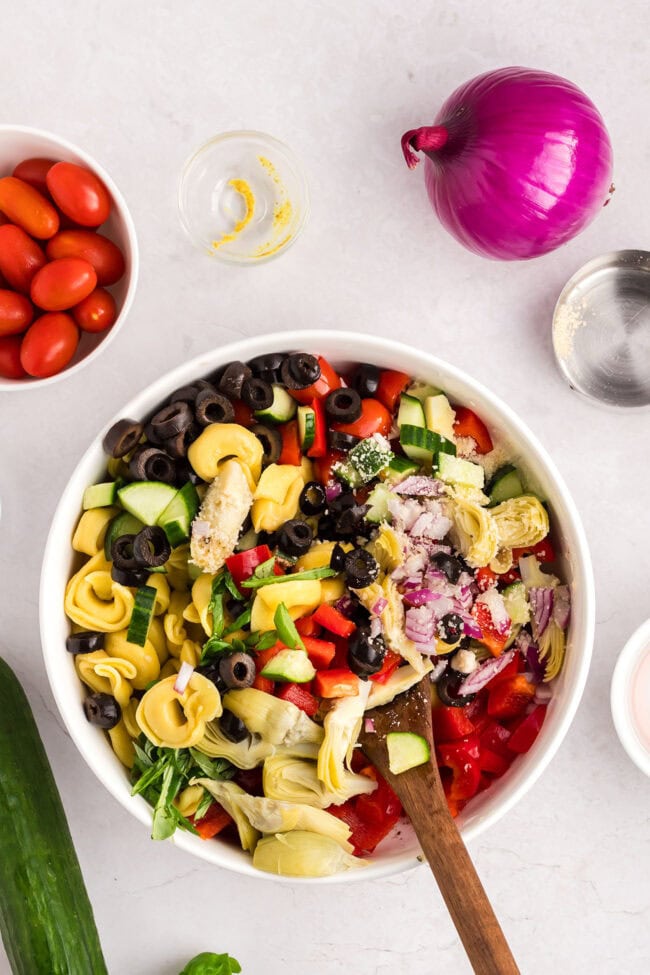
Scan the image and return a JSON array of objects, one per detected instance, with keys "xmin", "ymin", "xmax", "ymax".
[{"xmin": 0, "ymin": 125, "xmax": 138, "ymax": 389}]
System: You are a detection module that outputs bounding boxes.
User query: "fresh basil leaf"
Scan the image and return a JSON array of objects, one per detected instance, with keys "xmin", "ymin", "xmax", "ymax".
[
  {"xmin": 252, "ymin": 556, "xmax": 277, "ymax": 579},
  {"xmin": 224, "ymin": 570, "xmax": 242, "ymax": 600},
  {"xmin": 224, "ymin": 605, "xmax": 252, "ymax": 635},
  {"xmin": 250, "ymin": 629, "xmax": 279, "ymax": 651},
  {"xmin": 240, "ymin": 566, "xmax": 336, "ymax": 589},
  {"xmin": 273, "ymin": 603, "xmax": 305, "ymax": 651},
  {"xmin": 179, "ymin": 952, "xmax": 242, "ymax": 975},
  {"xmin": 200, "ymin": 637, "xmax": 232, "ymax": 664},
  {"xmin": 193, "ymin": 789, "xmax": 213, "ymax": 822}
]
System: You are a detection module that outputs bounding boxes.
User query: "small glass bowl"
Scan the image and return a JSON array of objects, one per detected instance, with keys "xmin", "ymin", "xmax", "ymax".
[
  {"xmin": 178, "ymin": 131, "xmax": 309, "ymax": 265},
  {"xmin": 611, "ymin": 619, "xmax": 650, "ymax": 778}
]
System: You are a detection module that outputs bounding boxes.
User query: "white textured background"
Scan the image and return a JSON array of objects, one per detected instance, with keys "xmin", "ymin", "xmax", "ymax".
[{"xmin": 1, "ymin": 1, "xmax": 649, "ymax": 972}]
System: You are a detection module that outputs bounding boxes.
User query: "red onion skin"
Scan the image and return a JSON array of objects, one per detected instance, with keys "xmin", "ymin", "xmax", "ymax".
[{"xmin": 402, "ymin": 66, "xmax": 613, "ymax": 260}]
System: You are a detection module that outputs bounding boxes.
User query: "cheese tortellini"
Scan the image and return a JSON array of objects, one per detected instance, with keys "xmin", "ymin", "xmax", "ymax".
[
  {"xmin": 136, "ymin": 673, "xmax": 222, "ymax": 749},
  {"xmin": 251, "ymin": 464, "xmax": 306, "ymax": 533},
  {"xmin": 65, "ymin": 552, "xmax": 135, "ymax": 631}
]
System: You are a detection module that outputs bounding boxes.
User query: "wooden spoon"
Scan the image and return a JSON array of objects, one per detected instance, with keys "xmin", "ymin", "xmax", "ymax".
[{"xmin": 359, "ymin": 678, "xmax": 520, "ymax": 975}]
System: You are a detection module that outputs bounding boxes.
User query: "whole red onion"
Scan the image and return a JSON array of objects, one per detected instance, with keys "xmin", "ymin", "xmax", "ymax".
[{"xmin": 402, "ymin": 66, "xmax": 614, "ymax": 260}]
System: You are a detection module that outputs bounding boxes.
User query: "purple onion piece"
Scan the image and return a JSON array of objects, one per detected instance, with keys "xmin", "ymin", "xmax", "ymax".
[
  {"xmin": 393, "ymin": 476, "xmax": 444, "ymax": 496},
  {"xmin": 525, "ymin": 641, "xmax": 546, "ymax": 684},
  {"xmin": 553, "ymin": 585, "xmax": 571, "ymax": 630},
  {"xmin": 325, "ymin": 482, "xmax": 342, "ymax": 502},
  {"xmin": 529, "ymin": 587, "xmax": 554, "ymax": 640},
  {"xmin": 458, "ymin": 649, "xmax": 516, "ymax": 696}
]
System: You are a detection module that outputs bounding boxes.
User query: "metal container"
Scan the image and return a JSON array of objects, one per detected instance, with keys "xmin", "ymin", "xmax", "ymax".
[{"xmin": 552, "ymin": 250, "xmax": 650, "ymax": 409}]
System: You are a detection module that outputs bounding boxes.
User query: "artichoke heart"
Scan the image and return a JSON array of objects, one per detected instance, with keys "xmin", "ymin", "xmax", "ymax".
[
  {"xmin": 367, "ymin": 524, "xmax": 404, "ymax": 573},
  {"xmin": 445, "ymin": 492, "xmax": 499, "ymax": 568},
  {"xmin": 190, "ymin": 778, "xmax": 259, "ymax": 853},
  {"xmin": 317, "ymin": 679, "xmax": 370, "ymax": 795},
  {"xmin": 233, "ymin": 794, "xmax": 353, "ymax": 851},
  {"xmin": 491, "ymin": 495, "xmax": 549, "ymax": 551},
  {"xmin": 253, "ymin": 831, "xmax": 366, "ymax": 877},
  {"xmin": 263, "ymin": 753, "xmax": 376, "ymax": 808},
  {"xmin": 366, "ymin": 658, "xmax": 433, "ymax": 710},
  {"xmin": 223, "ymin": 688, "xmax": 324, "ymax": 746},
  {"xmin": 196, "ymin": 721, "xmax": 275, "ymax": 769},
  {"xmin": 354, "ymin": 578, "xmax": 427, "ymax": 675}
]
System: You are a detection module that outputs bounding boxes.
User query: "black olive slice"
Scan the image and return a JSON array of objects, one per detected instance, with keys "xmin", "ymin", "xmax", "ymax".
[
  {"xmin": 348, "ymin": 626, "xmax": 387, "ymax": 678},
  {"xmin": 351, "ymin": 363, "xmax": 381, "ymax": 398},
  {"xmin": 329, "ymin": 543, "xmax": 348, "ymax": 572},
  {"xmin": 66, "ymin": 631, "xmax": 105, "ymax": 654},
  {"xmin": 83, "ymin": 692, "xmax": 121, "ymax": 729},
  {"xmin": 334, "ymin": 505, "xmax": 369, "ymax": 539},
  {"xmin": 278, "ymin": 519, "xmax": 313, "ymax": 557},
  {"xmin": 328, "ymin": 491, "xmax": 356, "ymax": 514},
  {"xmin": 102, "ymin": 418, "xmax": 144, "ymax": 458},
  {"xmin": 437, "ymin": 613, "xmax": 465, "ymax": 645},
  {"xmin": 248, "ymin": 353, "xmax": 284, "ymax": 379},
  {"xmin": 133, "ymin": 526, "xmax": 171, "ymax": 567},
  {"xmin": 344, "ymin": 548, "xmax": 379, "ymax": 588},
  {"xmin": 251, "ymin": 424, "xmax": 282, "ymax": 465},
  {"xmin": 328, "ymin": 431, "xmax": 361, "ymax": 451},
  {"xmin": 280, "ymin": 352, "xmax": 321, "ymax": 390},
  {"xmin": 218, "ymin": 652, "xmax": 256, "ymax": 690},
  {"xmin": 218, "ymin": 361, "xmax": 253, "ymax": 399},
  {"xmin": 219, "ymin": 709, "xmax": 249, "ymax": 742},
  {"xmin": 299, "ymin": 481, "xmax": 327, "ymax": 516},
  {"xmin": 325, "ymin": 388, "xmax": 362, "ymax": 424},
  {"xmin": 163, "ymin": 423, "xmax": 199, "ymax": 460},
  {"xmin": 436, "ymin": 668, "xmax": 476, "ymax": 707},
  {"xmin": 129, "ymin": 446, "xmax": 176, "ymax": 484},
  {"xmin": 110, "ymin": 564, "xmax": 151, "ymax": 587},
  {"xmin": 241, "ymin": 377, "xmax": 274, "ymax": 410},
  {"xmin": 194, "ymin": 388, "xmax": 235, "ymax": 426},
  {"xmin": 430, "ymin": 552, "xmax": 464, "ymax": 584},
  {"xmin": 169, "ymin": 383, "xmax": 203, "ymax": 405},
  {"xmin": 111, "ymin": 534, "xmax": 139, "ymax": 570},
  {"xmin": 149, "ymin": 401, "xmax": 194, "ymax": 440}
]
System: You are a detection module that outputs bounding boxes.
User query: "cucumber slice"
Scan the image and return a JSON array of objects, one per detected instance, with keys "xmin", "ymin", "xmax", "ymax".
[
  {"xmin": 386, "ymin": 455, "xmax": 420, "ymax": 478},
  {"xmin": 104, "ymin": 511, "xmax": 144, "ymax": 559},
  {"xmin": 260, "ymin": 649, "xmax": 316, "ymax": 683},
  {"xmin": 386, "ymin": 731, "xmax": 431, "ymax": 774},
  {"xmin": 117, "ymin": 481, "xmax": 177, "ymax": 526},
  {"xmin": 424, "ymin": 394, "xmax": 456, "ymax": 442},
  {"xmin": 255, "ymin": 385, "xmax": 297, "ymax": 423},
  {"xmin": 346, "ymin": 435, "xmax": 393, "ymax": 484},
  {"xmin": 297, "ymin": 405, "xmax": 316, "ymax": 451},
  {"xmin": 488, "ymin": 466, "xmax": 524, "ymax": 505},
  {"xmin": 157, "ymin": 482, "xmax": 200, "ymax": 546},
  {"xmin": 437, "ymin": 453, "xmax": 485, "ymax": 489},
  {"xmin": 397, "ymin": 393, "xmax": 426, "ymax": 429},
  {"xmin": 405, "ymin": 381, "xmax": 442, "ymax": 402},
  {"xmin": 82, "ymin": 481, "xmax": 118, "ymax": 510},
  {"xmin": 399, "ymin": 424, "xmax": 440, "ymax": 465},
  {"xmin": 126, "ymin": 585, "xmax": 157, "ymax": 646},
  {"xmin": 365, "ymin": 482, "xmax": 393, "ymax": 523},
  {"xmin": 502, "ymin": 581, "xmax": 530, "ymax": 624}
]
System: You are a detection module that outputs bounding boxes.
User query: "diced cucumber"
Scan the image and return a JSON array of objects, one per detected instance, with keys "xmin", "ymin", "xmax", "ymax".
[
  {"xmin": 235, "ymin": 526, "xmax": 260, "ymax": 552},
  {"xmin": 437, "ymin": 453, "xmax": 485, "ymax": 489},
  {"xmin": 502, "ymin": 581, "xmax": 530, "ymax": 624},
  {"xmin": 424, "ymin": 394, "xmax": 456, "ymax": 442},
  {"xmin": 297, "ymin": 405, "xmax": 316, "ymax": 451},
  {"xmin": 405, "ymin": 381, "xmax": 442, "ymax": 402},
  {"xmin": 397, "ymin": 393, "xmax": 426, "ymax": 429},
  {"xmin": 104, "ymin": 511, "xmax": 144, "ymax": 560},
  {"xmin": 488, "ymin": 466, "xmax": 524, "ymax": 506},
  {"xmin": 82, "ymin": 481, "xmax": 118, "ymax": 510},
  {"xmin": 386, "ymin": 731, "xmax": 431, "ymax": 774},
  {"xmin": 255, "ymin": 385, "xmax": 297, "ymax": 423},
  {"xmin": 117, "ymin": 481, "xmax": 177, "ymax": 526},
  {"xmin": 386, "ymin": 455, "xmax": 420, "ymax": 479},
  {"xmin": 126, "ymin": 585, "xmax": 157, "ymax": 646},
  {"xmin": 365, "ymin": 482, "xmax": 394, "ymax": 523},
  {"xmin": 157, "ymin": 481, "xmax": 200, "ymax": 546},
  {"xmin": 399, "ymin": 424, "xmax": 440, "ymax": 466},
  {"xmin": 349, "ymin": 435, "xmax": 393, "ymax": 481},
  {"xmin": 260, "ymin": 649, "xmax": 316, "ymax": 683},
  {"xmin": 437, "ymin": 436, "xmax": 457, "ymax": 458}
]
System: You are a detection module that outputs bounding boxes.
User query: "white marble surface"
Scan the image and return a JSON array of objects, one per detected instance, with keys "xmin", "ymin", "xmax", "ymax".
[{"xmin": 1, "ymin": 1, "xmax": 649, "ymax": 972}]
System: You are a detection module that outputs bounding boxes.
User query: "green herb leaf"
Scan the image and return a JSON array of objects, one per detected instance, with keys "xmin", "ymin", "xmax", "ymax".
[
  {"xmin": 224, "ymin": 571, "xmax": 242, "ymax": 600},
  {"xmin": 224, "ymin": 604, "xmax": 252, "ymax": 635},
  {"xmin": 249, "ymin": 629, "xmax": 279, "ymax": 651},
  {"xmin": 178, "ymin": 952, "xmax": 242, "ymax": 975},
  {"xmin": 251, "ymin": 555, "xmax": 277, "ymax": 579},
  {"xmin": 200, "ymin": 637, "xmax": 232, "ymax": 664},
  {"xmin": 273, "ymin": 603, "xmax": 305, "ymax": 651},
  {"xmin": 240, "ymin": 566, "xmax": 336, "ymax": 589}
]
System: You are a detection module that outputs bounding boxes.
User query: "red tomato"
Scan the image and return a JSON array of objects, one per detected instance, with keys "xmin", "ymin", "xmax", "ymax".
[
  {"xmin": 0, "ymin": 335, "xmax": 27, "ymax": 378},
  {"xmin": 313, "ymin": 449, "xmax": 345, "ymax": 485},
  {"xmin": 45, "ymin": 230, "xmax": 125, "ymax": 285},
  {"xmin": 288, "ymin": 356, "xmax": 341, "ymax": 404},
  {"xmin": 46, "ymin": 162, "xmax": 111, "ymax": 227},
  {"xmin": 30, "ymin": 257, "xmax": 97, "ymax": 311},
  {"xmin": 0, "ymin": 289, "xmax": 34, "ymax": 336},
  {"xmin": 376, "ymin": 369, "xmax": 410, "ymax": 412},
  {"xmin": 0, "ymin": 224, "xmax": 47, "ymax": 293},
  {"xmin": 333, "ymin": 397, "xmax": 392, "ymax": 439},
  {"xmin": 20, "ymin": 312, "xmax": 79, "ymax": 377},
  {"xmin": 12, "ymin": 158, "xmax": 56, "ymax": 196},
  {"xmin": 72, "ymin": 287, "xmax": 116, "ymax": 333},
  {"xmin": 513, "ymin": 537, "xmax": 556, "ymax": 564},
  {"xmin": 0, "ymin": 177, "xmax": 60, "ymax": 239},
  {"xmin": 453, "ymin": 406, "xmax": 493, "ymax": 454}
]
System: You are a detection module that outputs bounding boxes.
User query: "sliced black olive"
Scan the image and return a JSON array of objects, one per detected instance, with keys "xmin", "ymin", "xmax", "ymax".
[
  {"xmin": 219, "ymin": 709, "xmax": 249, "ymax": 743},
  {"xmin": 163, "ymin": 423, "xmax": 200, "ymax": 460},
  {"xmin": 241, "ymin": 377, "xmax": 274, "ymax": 410},
  {"xmin": 249, "ymin": 352, "xmax": 285, "ymax": 375},
  {"xmin": 102, "ymin": 418, "xmax": 144, "ymax": 458},
  {"xmin": 348, "ymin": 626, "xmax": 387, "ymax": 678},
  {"xmin": 430, "ymin": 552, "xmax": 464, "ymax": 584},
  {"xmin": 334, "ymin": 505, "xmax": 369, "ymax": 539},
  {"xmin": 348, "ymin": 597, "xmax": 371, "ymax": 626},
  {"xmin": 169, "ymin": 382, "xmax": 210, "ymax": 406},
  {"xmin": 344, "ymin": 548, "xmax": 379, "ymax": 588},
  {"xmin": 328, "ymin": 490, "xmax": 356, "ymax": 514},
  {"xmin": 437, "ymin": 612, "xmax": 465, "ymax": 645},
  {"xmin": 252, "ymin": 424, "xmax": 282, "ymax": 465},
  {"xmin": 325, "ymin": 388, "xmax": 362, "ymax": 424},
  {"xmin": 351, "ymin": 363, "xmax": 381, "ymax": 398},
  {"xmin": 218, "ymin": 361, "xmax": 253, "ymax": 399},
  {"xmin": 436, "ymin": 668, "xmax": 475, "ymax": 707},
  {"xmin": 83, "ymin": 692, "xmax": 121, "ymax": 729},
  {"xmin": 133, "ymin": 526, "xmax": 171, "ymax": 567},
  {"xmin": 129, "ymin": 446, "xmax": 176, "ymax": 485},
  {"xmin": 280, "ymin": 352, "xmax": 321, "ymax": 390},
  {"xmin": 194, "ymin": 388, "xmax": 235, "ymax": 426},
  {"xmin": 173, "ymin": 458, "xmax": 203, "ymax": 485},
  {"xmin": 111, "ymin": 534, "xmax": 139, "ymax": 570},
  {"xmin": 219, "ymin": 651, "xmax": 256, "ymax": 690},
  {"xmin": 317, "ymin": 514, "xmax": 337, "ymax": 540},
  {"xmin": 143, "ymin": 421, "xmax": 163, "ymax": 445},
  {"xmin": 299, "ymin": 481, "xmax": 327, "ymax": 516},
  {"xmin": 225, "ymin": 596, "xmax": 247, "ymax": 618},
  {"xmin": 329, "ymin": 543, "xmax": 348, "ymax": 572},
  {"xmin": 111, "ymin": 564, "xmax": 150, "ymax": 586},
  {"xmin": 256, "ymin": 529, "xmax": 278, "ymax": 549},
  {"xmin": 278, "ymin": 519, "xmax": 313, "ymax": 557},
  {"xmin": 328, "ymin": 430, "xmax": 361, "ymax": 451},
  {"xmin": 66, "ymin": 631, "xmax": 105, "ymax": 654},
  {"xmin": 196, "ymin": 662, "xmax": 225, "ymax": 692},
  {"xmin": 149, "ymin": 401, "xmax": 194, "ymax": 440}
]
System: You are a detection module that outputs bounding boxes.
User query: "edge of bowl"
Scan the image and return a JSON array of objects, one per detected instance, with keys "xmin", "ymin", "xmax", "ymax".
[{"xmin": 610, "ymin": 618, "xmax": 650, "ymax": 778}]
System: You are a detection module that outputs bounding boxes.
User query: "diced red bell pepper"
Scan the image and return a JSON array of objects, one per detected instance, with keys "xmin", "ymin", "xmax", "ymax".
[
  {"xmin": 478, "ymin": 748, "xmax": 511, "ymax": 777},
  {"xmin": 327, "ymin": 771, "xmax": 402, "ymax": 855},
  {"xmin": 306, "ymin": 397, "xmax": 328, "ymax": 458},
  {"xmin": 437, "ymin": 736, "xmax": 481, "ymax": 801},
  {"xmin": 276, "ymin": 681, "xmax": 320, "ymax": 717},
  {"xmin": 252, "ymin": 674, "xmax": 274, "ymax": 694},
  {"xmin": 453, "ymin": 406, "xmax": 493, "ymax": 454},
  {"xmin": 278, "ymin": 420, "xmax": 302, "ymax": 465},
  {"xmin": 254, "ymin": 640, "xmax": 286, "ymax": 674},
  {"xmin": 302, "ymin": 635, "xmax": 336, "ymax": 670},
  {"xmin": 513, "ymin": 538, "xmax": 556, "ymax": 563},
  {"xmin": 432, "ymin": 706, "xmax": 476, "ymax": 743},
  {"xmin": 295, "ymin": 614, "xmax": 322, "ymax": 638},
  {"xmin": 471, "ymin": 599, "xmax": 511, "ymax": 657},
  {"xmin": 475, "ymin": 566, "xmax": 497, "ymax": 592},
  {"xmin": 368, "ymin": 649, "xmax": 402, "ymax": 684},
  {"xmin": 331, "ymin": 635, "xmax": 351, "ymax": 670},
  {"xmin": 232, "ymin": 400, "xmax": 254, "ymax": 428},
  {"xmin": 497, "ymin": 566, "xmax": 521, "ymax": 586},
  {"xmin": 376, "ymin": 369, "xmax": 410, "ymax": 412},
  {"xmin": 312, "ymin": 604, "xmax": 356, "ymax": 638},
  {"xmin": 487, "ymin": 675, "xmax": 536, "ymax": 720},
  {"xmin": 226, "ymin": 544, "xmax": 273, "ymax": 587},
  {"xmin": 191, "ymin": 803, "xmax": 233, "ymax": 840},
  {"xmin": 479, "ymin": 719, "xmax": 513, "ymax": 758},
  {"xmin": 313, "ymin": 449, "xmax": 345, "ymax": 486},
  {"xmin": 289, "ymin": 356, "xmax": 342, "ymax": 404},
  {"xmin": 313, "ymin": 668, "xmax": 359, "ymax": 698},
  {"xmin": 508, "ymin": 705, "xmax": 547, "ymax": 753},
  {"xmin": 332, "ymin": 398, "xmax": 392, "ymax": 440}
]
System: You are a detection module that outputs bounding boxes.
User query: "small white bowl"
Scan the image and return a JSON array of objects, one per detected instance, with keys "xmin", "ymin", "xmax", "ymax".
[
  {"xmin": 0, "ymin": 124, "xmax": 139, "ymax": 391},
  {"xmin": 40, "ymin": 330, "xmax": 595, "ymax": 883},
  {"xmin": 611, "ymin": 619, "xmax": 650, "ymax": 777}
]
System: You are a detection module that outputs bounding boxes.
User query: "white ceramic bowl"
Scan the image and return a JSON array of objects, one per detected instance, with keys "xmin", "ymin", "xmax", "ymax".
[
  {"xmin": 0, "ymin": 124, "xmax": 139, "ymax": 391},
  {"xmin": 40, "ymin": 330, "xmax": 595, "ymax": 883},
  {"xmin": 610, "ymin": 619, "xmax": 650, "ymax": 777}
]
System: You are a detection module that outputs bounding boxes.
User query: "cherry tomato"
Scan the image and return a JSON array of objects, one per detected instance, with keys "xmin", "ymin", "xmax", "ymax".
[
  {"xmin": 376, "ymin": 370, "xmax": 410, "ymax": 412},
  {"xmin": 313, "ymin": 449, "xmax": 345, "ymax": 485},
  {"xmin": 332, "ymin": 397, "xmax": 392, "ymax": 439},
  {"xmin": 72, "ymin": 287, "xmax": 116, "ymax": 333},
  {"xmin": 45, "ymin": 229, "xmax": 125, "ymax": 285},
  {"xmin": 0, "ymin": 289, "xmax": 34, "ymax": 336},
  {"xmin": 46, "ymin": 162, "xmax": 111, "ymax": 227},
  {"xmin": 0, "ymin": 334, "xmax": 27, "ymax": 378},
  {"xmin": 20, "ymin": 312, "xmax": 79, "ymax": 378},
  {"xmin": 12, "ymin": 158, "xmax": 56, "ymax": 195},
  {"xmin": 288, "ymin": 356, "xmax": 342, "ymax": 404},
  {"xmin": 30, "ymin": 257, "xmax": 97, "ymax": 311},
  {"xmin": 0, "ymin": 177, "xmax": 60, "ymax": 239},
  {"xmin": 453, "ymin": 406, "xmax": 493, "ymax": 454},
  {"xmin": 0, "ymin": 224, "xmax": 47, "ymax": 293}
]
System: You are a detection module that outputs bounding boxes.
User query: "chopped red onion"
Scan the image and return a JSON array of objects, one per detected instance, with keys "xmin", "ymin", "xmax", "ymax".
[
  {"xmin": 325, "ymin": 482, "xmax": 342, "ymax": 502},
  {"xmin": 427, "ymin": 543, "xmax": 452, "ymax": 557},
  {"xmin": 369, "ymin": 617, "xmax": 383, "ymax": 639},
  {"xmin": 371, "ymin": 597, "xmax": 388, "ymax": 616},
  {"xmin": 553, "ymin": 585, "xmax": 571, "ymax": 630},
  {"xmin": 402, "ymin": 576, "xmax": 425, "ymax": 590},
  {"xmin": 525, "ymin": 641, "xmax": 546, "ymax": 684},
  {"xmin": 462, "ymin": 617, "xmax": 483, "ymax": 640},
  {"xmin": 173, "ymin": 661, "xmax": 194, "ymax": 695},
  {"xmin": 458, "ymin": 650, "xmax": 515, "ymax": 696},
  {"xmin": 364, "ymin": 717, "xmax": 376, "ymax": 733},
  {"xmin": 414, "ymin": 640, "xmax": 438, "ymax": 656},
  {"xmin": 192, "ymin": 519, "xmax": 211, "ymax": 540},
  {"xmin": 403, "ymin": 589, "xmax": 452, "ymax": 610},
  {"xmin": 335, "ymin": 595, "xmax": 356, "ymax": 618},
  {"xmin": 529, "ymin": 587, "xmax": 554, "ymax": 640},
  {"xmin": 476, "ymin": 588, "xmax": 511, "ymax": 636},
  {"xmin": 393, "ymin": 476, "xmax": 444, "ymax": 496}
]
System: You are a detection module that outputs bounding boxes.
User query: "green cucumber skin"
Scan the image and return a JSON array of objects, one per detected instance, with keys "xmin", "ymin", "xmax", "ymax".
[{"xmin": 0, "ymin": 658, "xmax": 108, "ymax": 975}]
